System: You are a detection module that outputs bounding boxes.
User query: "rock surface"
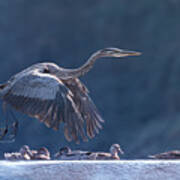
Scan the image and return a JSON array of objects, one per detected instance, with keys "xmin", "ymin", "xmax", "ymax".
[{"xmin": 0, "ymin": 160, "xmax": 180, "ymax": 180}]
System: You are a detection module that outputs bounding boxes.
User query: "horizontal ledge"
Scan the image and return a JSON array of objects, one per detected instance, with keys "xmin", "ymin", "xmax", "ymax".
[
  {"xmin": 1, "ymin": 159, "xmax": 180, "ymax": 164},
  {"xmin": 0, "ymin": 160, "xmax": 180, "ymax": 180}
]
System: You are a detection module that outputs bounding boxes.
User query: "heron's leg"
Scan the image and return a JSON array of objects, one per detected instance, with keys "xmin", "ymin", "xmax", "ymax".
[
  {"xmin": 0, "ymin": 102, "xmax": 9, "ymax": 141},
  {"xmin": 8, "ymin": 108, "xmax": 19, "ymax": 139},
  {"xmin": 0, "ymin": 102, "xmax": 18, "ymax": 142}
]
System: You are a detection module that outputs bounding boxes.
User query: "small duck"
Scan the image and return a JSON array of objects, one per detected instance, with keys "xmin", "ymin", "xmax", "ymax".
[
  {"xmin": 89, "ymin": 144, "xmax": 124, "ymax": 160},
  {"xmin": 54, "ymin": 146, "xmax": 92, "ymax": 160},
  {"xmin": 4, "ymin": 145, "xmax": 51, "ymax": 160},
  {"xmin": 55, "ymin": 144, "xmax": 124, "ymax": 160},
  {"xmin": 149, "ymin": 150, "xmax": 180, "ymax": 159},
  {"xmin": 19, "ymin": 145, "xmax": 33, "ymax": 160},
  {"xmin": 4, "ymin": 152, "xmax": 24, "ymax": 160},
  {"xmin": 4, "ymin": 145, "xmax": 32, "ymax": 160},
  {"xmin": 32, "ymin": 147, "xmax": 50, "ymax": 160}
]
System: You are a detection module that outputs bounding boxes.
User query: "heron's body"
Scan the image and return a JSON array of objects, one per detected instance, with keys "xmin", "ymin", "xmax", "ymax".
[{"xmin": 0, "ymin": 48, "xmax": 141, "ymax": 143}]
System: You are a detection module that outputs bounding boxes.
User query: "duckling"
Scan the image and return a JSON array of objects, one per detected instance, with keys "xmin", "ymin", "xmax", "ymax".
[
  {"xmin": 19, "ymin": 145, "xmax": 33, "ymax": 160},
  {"xmin": 4, "ymin": 152, "xmax": 24, "ymax": 160},
  {"xmin": 32, "ymin": 147, "xmax": 50, "ymax": 160},
  {"xmin": 55, "ymin": 146, "xmax": 92, "ymax": 160},
  {"xmin": 149, "ymin": 150, "xmax": 180, "ymax": 159},
  {"xmin": 89, "ymin": 144, "xmax": 124, "ymax": 160},
  {"xmin": 4, "ymin": 145, "xmax": 51, "ymax": 160},
  {"xmin": 4, "ymin": 145, "xmax": 32, "ymax": 160}
]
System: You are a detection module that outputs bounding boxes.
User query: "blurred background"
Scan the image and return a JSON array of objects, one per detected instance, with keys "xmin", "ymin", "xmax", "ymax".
[{"xmin": 0, "ymin": 0, "xmax": 180, "ymax": 159}]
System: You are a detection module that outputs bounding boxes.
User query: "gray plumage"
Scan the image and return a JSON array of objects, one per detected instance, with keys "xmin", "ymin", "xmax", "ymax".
[{"xmin": 0, "ymin": 47, "xmax": 141, "ymax": 143}]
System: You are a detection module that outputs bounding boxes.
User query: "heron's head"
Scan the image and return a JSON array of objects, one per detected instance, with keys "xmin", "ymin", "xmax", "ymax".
[
  {"xmin": 110, "ymin": 144, "xmax": 124, "ymax": 155},
  {"xmin": 98, "ymin": 47, "xmax": 141, "ymax": 58}
]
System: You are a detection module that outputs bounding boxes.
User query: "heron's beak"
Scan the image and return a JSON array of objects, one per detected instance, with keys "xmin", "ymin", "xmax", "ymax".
[{"xmin": 116, "ymin": 50, "xmax": 141, "ymax": 57}]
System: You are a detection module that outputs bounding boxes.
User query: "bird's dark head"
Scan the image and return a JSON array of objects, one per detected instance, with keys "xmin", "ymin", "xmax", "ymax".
[
  {"xmin": 98, "ymin": 47, "xmax": 141, "ymax": 58},
  {"xmin": 110, "ymin": 144, "xmax": 124, "ymax": 155}
]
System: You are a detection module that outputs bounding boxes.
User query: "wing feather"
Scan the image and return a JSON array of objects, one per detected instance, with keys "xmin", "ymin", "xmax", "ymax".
[
  {"xmin": 63, "ymin": 78, "xmax": 104, "ymax": 139},
  {"xmin": 3, "ymin": 73, "xmax": 87, "ymax": 143}
]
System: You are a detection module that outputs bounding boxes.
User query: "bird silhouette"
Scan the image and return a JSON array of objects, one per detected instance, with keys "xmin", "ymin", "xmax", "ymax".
[{"xmin": 0, "ymin": 47, "xmax": 141, "ymax": 143}]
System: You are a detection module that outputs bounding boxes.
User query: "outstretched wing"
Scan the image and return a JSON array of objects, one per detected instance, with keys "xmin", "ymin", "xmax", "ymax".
[
  {"xmin": 63, "ymin": 78, "xmax": 104, "ymax": 139},
  {"xmin": 3, "ymin": 73, "xmax": 87, "ymax": 143}
]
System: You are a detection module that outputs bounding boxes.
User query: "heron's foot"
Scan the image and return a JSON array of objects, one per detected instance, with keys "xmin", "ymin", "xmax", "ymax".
[{"xmin": 0, "ymin": 121, "xmax": 18, "ymax": 143}]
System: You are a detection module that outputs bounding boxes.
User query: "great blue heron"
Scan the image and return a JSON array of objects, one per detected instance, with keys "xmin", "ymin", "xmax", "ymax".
[
  {"xmin": 0, "ymin": 47, "xmax": 141, "ymax": 143},
  {"xmin": 55, "ymin": 144, "xmax": 124, "ymax": 160}
]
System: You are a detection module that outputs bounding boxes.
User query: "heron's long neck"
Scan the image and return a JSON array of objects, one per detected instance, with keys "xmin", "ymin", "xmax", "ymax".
[{"xmin": 62, "ymin": 51, "xmax": 102, "ymax": 79}]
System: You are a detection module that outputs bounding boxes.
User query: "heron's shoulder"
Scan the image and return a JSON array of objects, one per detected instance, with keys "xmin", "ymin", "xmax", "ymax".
[
  {"xmin": 33, "ymin": 62, "xmax": 60, "ymax": 69},
  {"xmin": 7, "ymin": 72, "xmax": 68, "ymax": 100},
  {"xmin": 8, "ymin": 70, "xmax": 63, "ymax": 92}
]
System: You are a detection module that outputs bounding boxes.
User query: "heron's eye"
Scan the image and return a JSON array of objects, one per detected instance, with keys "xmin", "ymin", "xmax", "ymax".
[{"xmin": 43, "ymin": 68, "xmax": 50, "ymax": 73}]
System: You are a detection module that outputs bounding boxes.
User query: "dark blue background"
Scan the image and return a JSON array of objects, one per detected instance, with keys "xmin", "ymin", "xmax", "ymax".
[{"xmin": 0, "ymin": 0, "xmax": 180, "ymax": 159}]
